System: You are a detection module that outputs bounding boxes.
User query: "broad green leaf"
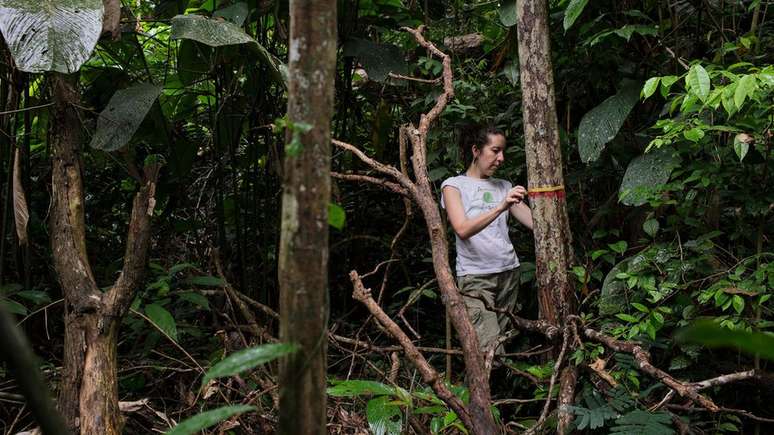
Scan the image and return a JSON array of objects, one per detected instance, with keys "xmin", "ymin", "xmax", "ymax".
[
  {"xmin": 733, "ymin": 134, "xmax": 750, "ymax": 161},
  {"xmin": 342, "ymin": 38, "xmax": 407, "ymax": 82},
  {"xmin": 721, "ymin": 82, "xmax": 738, "ymax": 116},
  {"xmin": 642, "ymin": 77, "xmax": 660, "ymax": 99},
  {"xmin": 16, "ymin": 290, "xmax": 51, "ymax": 305},
  {"xmin": 734, "ymin": 74, "xmax": 757, "ymax": 109},
  {"xmin": 328, "ymin": 202, "xmax": 346, "ymax": 230},
  {"xmin": 367, "ymin": 395, "xmax": 403, "ymax": 435},
  {"xmin": 178, "ymin": 292, "xmax": 210, "ymax": 310},
  {"xmin": 202, "ymin": 343, "xmax": 297, "ymax": 386},
  {"xmin": 0, "ymin": 0, "xmax": 103, "ymax": 73},
  {"xmin": 327, "ymin": 380, "xmax": 395, "ymax": 397},
  {"xmin": 171, "ymin": 14, "xmax": 284, "ymax": 84},
  {"xmin": 1, "ymin": 298, "xmax": 27, "ymax": 315},
  {"xmin": 675, "ymin": 320, "xmax": 774, "ymax": 361},
  {"xmin": 619, "ymin": 148, "xmax": 680, "ymax": 206},
  {"xmin": 608, "ymin": 241, "xmax": 628, "ymax": 254},
  {"xmin": 145, "ymin": 303, "xmax": 178, "ymax": 341},
  {"xmin": 578, "ymin": 82, "xmax": 640, "ymax": 163},
  {"xmin": 186, "ymin": 276, "xmax": 225, "ymax": 287},
  {"xmin": 642, "ymin": 219, "xmax": 659, "ymax": 238},
  {"xmin": 685, "ymin": 64, "xmax": 710, "ymax": 102},
  {"xmin": 683, "ymin": 127, "xmax": 705, "ymax": 142},
  {"xmin": 165, "ymin": 405, "xmax": 254, "ymax": 435},
  {"xmin": 213, "ymin": 2, "xmax": 248, "ymax": 26},
  {"xmin": 498, "ymin": 0, "xmax": 517, "ymax": 27},
  {"xmin": 89, "ymin": 84, "xmax": 161, "ymax": 152},
  {"xmin": 563, "ymin": 0, "xmax": 589, "ymax": 30}
]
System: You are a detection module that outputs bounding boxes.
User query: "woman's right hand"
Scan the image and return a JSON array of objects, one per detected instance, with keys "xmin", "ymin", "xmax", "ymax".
[{"xmin": 500, "ymin": 185, "xmax": 527, "ymax": 211}]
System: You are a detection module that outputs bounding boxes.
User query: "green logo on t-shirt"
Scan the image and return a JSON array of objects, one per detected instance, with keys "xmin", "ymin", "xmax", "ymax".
[{"xmin": 483, "ymin": 191, "xmax": 495, "ymax": 203}]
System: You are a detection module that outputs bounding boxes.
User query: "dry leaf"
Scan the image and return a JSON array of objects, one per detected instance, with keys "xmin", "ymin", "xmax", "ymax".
[
  {"xmin": 12, "ymin": 148, "xmax": 29, "ymax": 245},
  {"xmin": 119, "ymin": 398, "xmax": 149, "ymax": 412}
]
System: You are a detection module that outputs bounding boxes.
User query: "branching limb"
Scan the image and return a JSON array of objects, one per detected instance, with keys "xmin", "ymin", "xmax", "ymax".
[
  {"xmin": 523, "ymin": 326, "xmax": 570, "ymax": 435},
  {"xmin": 349, "ymin": 270, "xmax": 476, "ymax": 431},
  {"xmin": 331, "ymin": 171, "xmax": 408, "ymax": 196},
  {"xmin": 581, "ymin": 327, "xmax": 719, "ymax": 412}
]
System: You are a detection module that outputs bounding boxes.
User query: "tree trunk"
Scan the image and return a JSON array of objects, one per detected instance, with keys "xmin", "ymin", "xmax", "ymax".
[
  {"xmin": 277, "ymin": 0, "xmax": 336, "ymax": 433},
  {"xmin": 51, "ymin": 73, "xmax": 159, "ymax": 434},
  {"xmin": 515, "ymin": 1, "xmax": 577, "ymax": 432}
]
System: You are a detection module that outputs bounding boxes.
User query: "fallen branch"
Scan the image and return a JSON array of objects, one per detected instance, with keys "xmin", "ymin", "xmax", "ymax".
[{"xmin": 349, "ymin": 270, "xmax": 476, "ymax": 430}]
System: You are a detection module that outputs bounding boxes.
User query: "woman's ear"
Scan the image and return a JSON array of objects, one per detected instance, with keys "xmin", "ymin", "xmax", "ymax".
[{"xmin": 471, "ymin": 145, "xmax": 479, "ymax": 159}]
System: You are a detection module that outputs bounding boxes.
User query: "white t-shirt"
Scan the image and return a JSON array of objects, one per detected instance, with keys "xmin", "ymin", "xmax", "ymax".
[{"xmin": 440, "ymin": 175, "xmax": 519, "ymax": 276}]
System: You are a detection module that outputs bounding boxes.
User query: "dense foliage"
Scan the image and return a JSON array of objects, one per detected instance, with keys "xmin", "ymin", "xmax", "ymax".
[{"xmin": 0, "ymin": 0, "xmax": 772, "ymax": 433}]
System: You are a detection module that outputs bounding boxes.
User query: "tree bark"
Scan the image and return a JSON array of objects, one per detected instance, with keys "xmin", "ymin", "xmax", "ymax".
[
  {"xmin": 51, "ymin": 73, "xmax": 159, "ymax": 434},
  {"xmin": 515, "ymin": 0, "xmax": 578, "ymax": 432},
  {"xmin": 277, "ymin": 0, "xmax": 336, "ymax": 433}
]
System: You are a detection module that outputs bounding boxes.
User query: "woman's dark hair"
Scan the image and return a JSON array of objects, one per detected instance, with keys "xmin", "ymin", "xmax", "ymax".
[{"xmin": 458, "ymin": 124, "xmax": 505, "ymax": 166}]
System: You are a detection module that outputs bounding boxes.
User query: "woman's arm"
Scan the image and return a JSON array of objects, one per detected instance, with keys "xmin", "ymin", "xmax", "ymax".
[
  {"xmin": 510, "ymin": 200, "xmax": 533, "ymax": 230},
  {"xmin": 443, "ymin": 185, "xmax": 524, "ymax": 240}
]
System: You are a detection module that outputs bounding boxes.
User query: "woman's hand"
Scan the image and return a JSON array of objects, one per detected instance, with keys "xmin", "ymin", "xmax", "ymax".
[{"xmin": 500, "ymin": 185, "xmax": 527, "ymax": 211}]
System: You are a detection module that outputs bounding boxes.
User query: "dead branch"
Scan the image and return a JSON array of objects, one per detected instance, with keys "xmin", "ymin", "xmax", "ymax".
[
  {"xmin": 349, "ymin": 270, "xmax": 475, "ymax": 430},
  {"xmin": 331, "ymin": 171, "xmax": 408, "ymax": 196},
  {"xmin": 333, "ymin": 26, "xmax": 497, "ymax": 434},
  {"xmin": 581, "ymin": 327, "xmax": 719, "ymax": 412},
  {"xmin": 523, "ymin": 326, "xmax": 570, "ymax": 435}
]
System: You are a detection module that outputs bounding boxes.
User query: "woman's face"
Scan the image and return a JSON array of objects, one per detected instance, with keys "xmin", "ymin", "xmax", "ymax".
[{"xmin": 472, "ymin": 133, "xmax": 506, "ymax": 177}]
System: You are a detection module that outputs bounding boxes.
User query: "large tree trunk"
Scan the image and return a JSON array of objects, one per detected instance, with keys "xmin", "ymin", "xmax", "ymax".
[
  {"xmin": 515, "ymin": 0, "xmax": 577, "ymax": 433},
  {"xmin": 277, "ymin": 0, "xmax": 336, "ymax": 433},
  {"xmin": 51, "ymin": 73, "xmax": 158, "ymax": 434}
]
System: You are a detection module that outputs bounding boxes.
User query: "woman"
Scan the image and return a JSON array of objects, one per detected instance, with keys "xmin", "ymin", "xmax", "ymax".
[{"xmin": 440, "ymin": 126, "xmax": 533, "ymax": 355}]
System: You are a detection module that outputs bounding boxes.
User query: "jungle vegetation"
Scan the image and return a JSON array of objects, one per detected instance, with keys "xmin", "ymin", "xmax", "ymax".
[{"xmin": 0, "ymin": 0, "xmax": 773, "ymax": 434}]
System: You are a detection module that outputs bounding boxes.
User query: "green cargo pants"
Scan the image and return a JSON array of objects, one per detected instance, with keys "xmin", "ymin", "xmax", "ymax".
[{"xmin": 458, "ymin": 268, "xmax": 521, "ymax": 355}]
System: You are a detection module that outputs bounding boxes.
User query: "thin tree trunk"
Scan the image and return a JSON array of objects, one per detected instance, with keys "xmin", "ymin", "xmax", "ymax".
[
  {"xmin": 51, "ymin": 73, "xmax": 159, "ymax": 434},
  {"xmin": 515, "ymin": 0, "xmax": 577, "ymax": 432},
  {"xmin": 277, "ymin": 0, "xmax": 336, "ymax": 433}
]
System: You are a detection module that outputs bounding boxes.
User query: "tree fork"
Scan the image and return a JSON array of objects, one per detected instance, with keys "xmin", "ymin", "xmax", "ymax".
[{"xmin": 51, "ymin": 73, "xmax": 159, "ymax": 434}]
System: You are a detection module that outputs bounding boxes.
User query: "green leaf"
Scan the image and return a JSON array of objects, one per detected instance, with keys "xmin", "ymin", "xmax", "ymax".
[
  {"xmin": 498, "ymin": 0, "xmax": 517, "ymax": 27},
  {"xmin": 683, "ymin": 127, "xmax": 705, "ymax": 142},
  {"xmin": 578, "ymin": 82, "xmax": 641, "ymax": 163},
  {"xmin": 15, "ymin": 290, "xmax": 51, "ymax": 305},
  {"xmin": 203, "ymin": 343, "xmax": 297, "ymax": 386},
  {"xmin": 642, "ymin": 77, "xmax": 660, "ymax": 99},
  {"xmin": 1, "ymin": 298, "xmax": 27, "ymax": 315},
  {"xmin": 186, "ymin": 276, "xmax": 225, "ymax": 287},
  {"xmin": 733, "ymin": 134, "xmax": 750, "ymax": 161},
  {"xmin": 145, "ymin": 304, "xmax": 178, "ymax": 341},
  {"xmin": 0, "ymin": 0, "xmax": 103, "ymax": 73},
  {"xmin": 327, "ymin": 380, "xmax": 395, "ymax": 397},
  {"xmin": 213, "ymin": 2, "xmax": 248, "ymax": 26},
  {"xmin": 608, "ymin": 241, "xmax": 628, "ymax": 254},
  {"xmin": 610, "ymin": 409, "xmax": 675, "ymax": 434},
  {"xmin": 89, "ymin": 83, "xmax": 162, "ymax": 152},
  {"xmin": 676, "ymin": 320, "xmax": 774, "ymax": 361},
  {"xmin": 734, "ymin": 74, "xmax": 757, "ymax": 108},
  {"xmin": 328, "ymin": 202, "xmax": 346, "ymax": 230},
  {"xmin": 178, "ymin": 292, "xmax": 210, "ymax": 310},
  {"xmin": 631, "ymin": 302, "xmax": 649, "ymax": 313},
  {"xmin": 563, "ymin": 0, "xmax": 589, "ymax": 30},
  {"xmin": 616, "ymin": 313, "xmax": 640, "ymax": 323},
  {"xmin": 165, "ymin": 405, "xmax": 254, "ymax": 435},
  {"xmin": 342, "ymin": 38, "xmax": 408, "ymax": 82},
  {"xmin": 171, "ymin": 14, "xmax": 284, "ymax": 84},
  {"xmin": 643, "ymin": 219, "xmax": 659, "ymax": 237},
  {"xmin": 686, "ymin": 64, "xmax": 710, "ymax": 102},
  {"xmin": 367, "ymin": 396, "xmax": 403, "ymax": 435},
  {"xmin": 619, "ymin": 148, "xmax": 680, "ymax": 206}
]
